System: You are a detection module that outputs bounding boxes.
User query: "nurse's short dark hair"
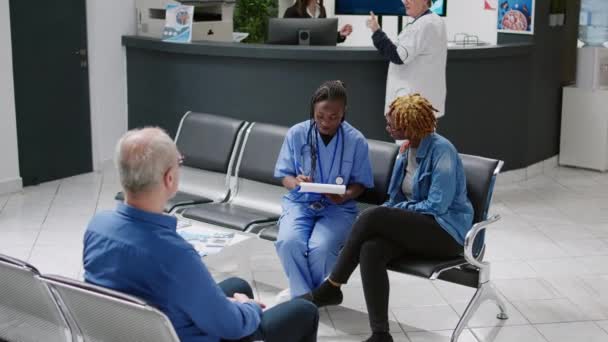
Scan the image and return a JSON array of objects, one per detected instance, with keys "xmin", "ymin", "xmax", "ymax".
[{"xmin": 309, "ymin": 80, "xmax": 348, "ymax": 119}]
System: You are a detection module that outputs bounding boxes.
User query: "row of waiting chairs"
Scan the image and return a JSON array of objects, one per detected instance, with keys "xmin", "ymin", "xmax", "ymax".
[
  {"xmin": 116, "ymin": 111, "xmax": 400, "ymax": 234},
  {"xmin": 0, "ymin": 253, "xmax": 179, "ymax": 342},
  {"xmin": 9, "ymin": 111, "xmax": 506, "ymax": 342},
  {"xmin": 158, "ymin": 112, "xmax": 510, "ymax": 342}
]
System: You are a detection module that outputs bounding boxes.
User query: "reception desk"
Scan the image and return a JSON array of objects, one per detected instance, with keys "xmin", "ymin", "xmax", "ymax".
[{"xmin": 123, "ymin": 36, "xmax": 537, "ymax": 170}]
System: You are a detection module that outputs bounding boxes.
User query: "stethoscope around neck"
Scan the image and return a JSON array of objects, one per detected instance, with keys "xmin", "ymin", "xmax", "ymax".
[{"xmin": 300, "ymin": 121, "xmax": 345, "ymax": 185}]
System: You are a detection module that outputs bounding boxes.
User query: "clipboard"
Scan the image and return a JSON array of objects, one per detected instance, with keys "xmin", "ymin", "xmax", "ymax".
[{"xmin": 298, "ymin": 183, "xmax": 346, "ymax": 195}]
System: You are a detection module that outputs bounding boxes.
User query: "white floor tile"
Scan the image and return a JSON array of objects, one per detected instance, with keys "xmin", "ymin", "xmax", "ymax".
[
  {"xmin": 511, "ymin": 298, "xmax": 591, "ymax": 324},
  {"xmin": 450, "ymin": 300, "xmax": 529, "ymax": 328},
  {"xmin": 319, "ymin": 333, "xmax": 410, "ymax": 342},
  {"xmin": 596, "ymin": 320, "xmax": 608, "ymax": 334},
  {"xmin": 490, "ymin": 261, "xmax": 538, "ymax": 280},
  {"xmin": 535, "ymin": 223, "xmax": 597, "ymax": 241},
  {"xmin": 389, "ymin": 282, "xmax": 448, "ymax": 308},
  {"xmin": 542, "ymin": 276, "xmax": 598, "ymax": 299},
  {"xmin": 0, "ymin": 246, "xmax": 32, "ymax": 261},
  {"xmin": 330, "ymin": 307, "xmax": 402, "ymax": 335},
  {"xmin": 252, "ymin": 270, "xmax": 288, "ymax": 290},
  {"xmin": 392, "ymin": 305, "xmax": 461, "ymax": 332},
  {"xmin": 3, "ymin": 165, "xmax": 608, "ymax": 340},
  {"xmin": 577, "ymin": 256, "xmax": 608, "ymax": 275},
  {"xmin": 433, "ymin": 281, "xmax": 476, "ymax": 305},
  {"xmin": 535, "ymin": 322, "xmax": 608, "ymax": 342},
  {"xmin": 318, "ymin": 309, "xmax": 337, "ymax": 337},
  {"xmin": 579, "ymin": 275, "xmax": 608, "ymax": 297},
  {"xmin": 527, "ymin": 258, "xmax": 592, "ymax": 277},
  {"xmin": 28, "ymin": 244, "xmax": 83, "ymax": 279},
  {"xmin": 493, "ymin": 279, "xmax": 562, "ymax": 301},
  {"xmin": 567, "ymin": 296, "xmax": 608, "ymax": 320},
  {"xmin": 0, "ymin": 230, "xmax": 40, "ymax": 248},
  {"xmin": 406, "ymin": 329, "xmax": 477, "ymax": 342},
  {"xmin": 554, "ymin": 239, "xmax": 608, "ymax": 257},
  {"xmin": 471, "ymin": 325, "xmax": 547, "ymax": 342}
]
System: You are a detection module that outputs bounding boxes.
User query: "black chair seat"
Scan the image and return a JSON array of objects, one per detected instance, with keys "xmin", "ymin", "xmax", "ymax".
[
  {"xmin": 259, "ymin": 224, "xmax": 279, "ymax": 241},
  {"xmin": 182, "ymin": 203, "xmax": 279, "ymax": 231},
  {"xmin": 115, "ymin": 191, "xmax": 213, "ymax": 212},
  {"xmin": 387, "ymin": 256, "xmax": 467, "ymax": 279}
]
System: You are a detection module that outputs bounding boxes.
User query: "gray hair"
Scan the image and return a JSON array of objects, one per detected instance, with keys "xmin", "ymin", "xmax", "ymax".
[{"xmin": 114, "ymin": 127, "xmax": 178, "ymax": 194}]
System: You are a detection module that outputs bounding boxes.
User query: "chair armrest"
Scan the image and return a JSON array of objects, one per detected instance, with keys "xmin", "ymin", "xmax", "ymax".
[{"xmin": 463, "ymin": 214, "xmax": 501, "ymax": 268}]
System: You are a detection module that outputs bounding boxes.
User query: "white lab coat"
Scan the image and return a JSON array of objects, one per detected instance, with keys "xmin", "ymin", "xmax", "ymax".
[{"xmin": 384, "ymin": 13, "xmax": 448, "ymax": 117}]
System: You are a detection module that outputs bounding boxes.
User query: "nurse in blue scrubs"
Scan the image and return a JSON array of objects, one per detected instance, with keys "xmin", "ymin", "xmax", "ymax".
[{"xmin": 274, "ymin": 80, "xmax": 374, "ymax": 298}]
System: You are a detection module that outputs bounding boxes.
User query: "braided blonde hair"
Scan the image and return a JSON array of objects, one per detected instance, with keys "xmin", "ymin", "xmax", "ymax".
[{"xmin": 388, "ymin": 93, "xmax": 437, "ymax": 141}]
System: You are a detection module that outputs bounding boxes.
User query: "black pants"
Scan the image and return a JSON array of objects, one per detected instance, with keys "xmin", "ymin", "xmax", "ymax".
[
  {"xmin": 218, "ymin": 277, "xmax": 319, "ymax": 342},
  {"xmin": 330, "ymin": 206, "xmax": 462, "ymax": 333}
]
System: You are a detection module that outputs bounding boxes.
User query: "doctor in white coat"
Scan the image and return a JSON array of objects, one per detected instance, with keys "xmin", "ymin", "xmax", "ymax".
[{"xmin": 367, "ymin": 0, "xmax": 447, "ymax": 118}]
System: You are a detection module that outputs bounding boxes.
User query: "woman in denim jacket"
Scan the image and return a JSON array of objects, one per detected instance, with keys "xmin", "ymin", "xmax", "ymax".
[{"xmin": 301, "ymin": 93, "xmax": 473, "ymax": 342}]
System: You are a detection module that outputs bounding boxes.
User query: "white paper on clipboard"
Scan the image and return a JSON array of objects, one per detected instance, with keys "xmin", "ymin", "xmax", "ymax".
[{"xmin": 298, "ymin": 183, "xmax": 346, "ymax": 195}]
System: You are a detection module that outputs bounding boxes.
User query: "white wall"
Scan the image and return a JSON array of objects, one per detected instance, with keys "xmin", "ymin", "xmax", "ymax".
[
  {"xmin": 279, "ymin": 0, "xmax": 498, "ymax": 46},
  {"xmin": 0, "ymin": 0, "xmax": 22, "ymax": 194},
  {"xmin": 86, "ymin": 0, "xmax": 136, "ymax": 169}
]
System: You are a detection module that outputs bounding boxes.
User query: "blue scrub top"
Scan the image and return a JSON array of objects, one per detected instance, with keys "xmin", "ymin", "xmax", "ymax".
[{"xmin": 274, "ymin": 120, "xmax": 374, "ymax": 208}]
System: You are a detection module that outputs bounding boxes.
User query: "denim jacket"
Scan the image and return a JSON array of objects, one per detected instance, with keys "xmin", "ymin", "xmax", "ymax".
[{"xmin": 384, "ymin": 133, "xmax": 473, "ymax": 245}]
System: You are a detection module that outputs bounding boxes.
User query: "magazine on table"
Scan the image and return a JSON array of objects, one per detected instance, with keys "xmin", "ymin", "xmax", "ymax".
[{"xmin": 176, "ymin": 219, "xmax": 247, "ymax": 257}]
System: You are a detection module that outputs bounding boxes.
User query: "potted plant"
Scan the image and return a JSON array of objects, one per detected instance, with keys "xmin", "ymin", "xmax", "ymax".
[{"xmin": 234, "ymin": 0, "xmax": 278, "ymax": 43}]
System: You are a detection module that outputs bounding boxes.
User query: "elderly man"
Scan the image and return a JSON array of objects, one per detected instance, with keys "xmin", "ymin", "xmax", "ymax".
[{"xmin": 83, "ymin": 127, "xmax": 319, "ymax": 342}]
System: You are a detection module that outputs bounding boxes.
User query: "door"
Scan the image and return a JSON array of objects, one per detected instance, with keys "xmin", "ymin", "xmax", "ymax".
[{"xmin": 10, "ymin": 0, "xmax": 92, "ymax": 185}]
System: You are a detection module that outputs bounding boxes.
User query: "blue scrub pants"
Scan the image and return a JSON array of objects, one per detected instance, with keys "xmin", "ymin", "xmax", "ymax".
[{"xmin": 275, "ymin": 201, "xmax": 357, "ymax": 297}]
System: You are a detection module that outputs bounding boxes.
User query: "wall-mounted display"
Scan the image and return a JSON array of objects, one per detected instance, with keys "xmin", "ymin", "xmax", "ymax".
[
  {"xmin": 335, "ymin": 0, "xmax": 447, "ymax": 17},
  {"xmin": 497, "ymin": 0, "xmax": 535, "ymax": 34}
]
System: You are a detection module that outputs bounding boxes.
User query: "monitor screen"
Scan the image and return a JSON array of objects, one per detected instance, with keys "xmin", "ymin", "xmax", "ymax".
[{"xmin": 335, "ymin": 0, "xmax": 447, "ymax": 16}]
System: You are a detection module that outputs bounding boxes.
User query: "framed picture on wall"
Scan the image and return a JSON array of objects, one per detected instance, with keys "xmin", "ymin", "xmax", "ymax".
[{"xmin": 497, "ymin": 0, "xmax": 535, "ymax": 34}]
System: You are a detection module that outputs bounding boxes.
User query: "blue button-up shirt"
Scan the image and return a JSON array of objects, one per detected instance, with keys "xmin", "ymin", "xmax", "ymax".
[
  {"xmin": 83, "ymin": 203, "xmax": 262, "ymax": 342},
  {"xmin": 384, "ymin": 133, "xmax": 474, "ymax": 245}
]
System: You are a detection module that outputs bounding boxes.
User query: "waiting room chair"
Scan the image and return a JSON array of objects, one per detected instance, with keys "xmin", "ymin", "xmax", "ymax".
[
  {"xmin": 39, "ymin": 275, "xmax": 180, "ymax": 342},
  {"xmin": 116, "ymin": 111, "xmax": 248, "ymax": 213},
  {"xmin": 386, "ymin": 154, "xmax": 508, "ymax": 342},
  {"xmin": 0, "ymin": 254, "xmax": 73, "ymax": 342},
  {"xmin": 182, "ymin": 122, "xmax": 288, "ymax": 232}
]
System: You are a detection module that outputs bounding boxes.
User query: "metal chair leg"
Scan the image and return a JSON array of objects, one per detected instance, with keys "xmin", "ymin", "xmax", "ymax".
[
  {"xmin": 451, "ymin": 286, "xmax": 484, "ymax": 342},
  {"xmin": 485, "ymin": 283, "xmax": 509, "ymax": 320},
  {"xmin": 450, "ymin": 282, "xmax": 509, "ymax": 342}
]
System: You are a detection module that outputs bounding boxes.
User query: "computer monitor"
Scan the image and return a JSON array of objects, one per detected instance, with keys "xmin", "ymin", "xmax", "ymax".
[{"xmin": 267, "ymin": 18, "xmax": 338, "ymax": 46}]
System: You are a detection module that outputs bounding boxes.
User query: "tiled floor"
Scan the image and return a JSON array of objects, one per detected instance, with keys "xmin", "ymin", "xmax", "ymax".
[{"xmin": 1, "ymin": 164, "xmax": 608, "ymax": 341}]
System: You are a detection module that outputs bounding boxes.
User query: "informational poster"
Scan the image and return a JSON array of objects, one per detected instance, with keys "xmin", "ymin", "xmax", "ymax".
[
  {"xmin": 162, "ymin": 4, "xmax": 194, "ymax": 43},
  {"xmin": 497, "ymin": 0, "xmax": 535, "ymax": 34}
]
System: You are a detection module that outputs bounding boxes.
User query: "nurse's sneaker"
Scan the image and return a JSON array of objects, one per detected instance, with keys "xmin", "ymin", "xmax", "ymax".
[{"xmin": 275, "ymin": 288, "xmax": 291, "ymax": 303}]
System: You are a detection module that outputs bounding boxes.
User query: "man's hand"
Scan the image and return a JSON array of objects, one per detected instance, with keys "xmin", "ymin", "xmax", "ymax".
[
  {"xmin": 366, "ymin": 11, "xmax": 381, "ymax": 33},
  {"xmin": 230, "ymin": 293, "xmax": 267, "ymax": 309},
  {"xmin": 339, "ymin": 24, "xmax": 353, "ymax": 38}
]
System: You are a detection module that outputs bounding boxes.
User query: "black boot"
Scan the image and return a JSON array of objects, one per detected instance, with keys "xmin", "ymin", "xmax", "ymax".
[
  {"xmin": 299, "ymin": 280, "xmax": 343, "ymax": 307},
  {"xmin": 363, "ymin": 332, "xmax": 393, "ymax": 342}
]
